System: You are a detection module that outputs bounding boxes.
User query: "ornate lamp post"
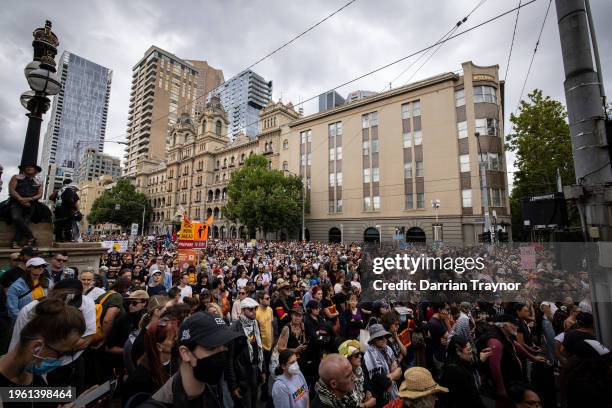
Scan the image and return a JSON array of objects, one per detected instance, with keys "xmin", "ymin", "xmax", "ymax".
[{"xmin": 19, "ymin": 20, "xmax": 61, "ymax": 170}]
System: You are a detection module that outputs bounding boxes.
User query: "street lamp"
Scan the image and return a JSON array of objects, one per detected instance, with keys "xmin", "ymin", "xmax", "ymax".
[
  {"xmin": 431, "ymin": 199, "xmax": 441, "ymax": 242},
  {"xmin": 19, "ymin": 21, "xmax": 60, "ymax": 171}
]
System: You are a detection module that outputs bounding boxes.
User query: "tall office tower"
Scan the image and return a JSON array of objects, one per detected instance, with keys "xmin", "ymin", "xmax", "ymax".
[
  {"xmin": 211, "ymin": 70, "xmax": 272, "ymax": 139},
  {"xmin": 41, "ymin": 51, "xmax": 112, "ymax": 198},
  {"xmin": 75, "ymin": 148, "xmax": 122, "ymax": 184},
  {"xmin": 318, "ymin": 90, "xmax": 345, "ymax": 112},
  {"xmin": 124, "ymin": 46, "xmax": 224, "ymax": 178},
  {"xmin": 186, "ymin": 60, "xmax": 224, "ymax": 116}
]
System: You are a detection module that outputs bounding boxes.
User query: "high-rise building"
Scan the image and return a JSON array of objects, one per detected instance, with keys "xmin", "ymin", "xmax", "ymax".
[
  {"xmin": 185, "ymin": 60, "xmax": 224, "ymax": 116},
  {"xmin": 318, "ymin": 90, "xmax": 345, "ymax": 112},
  {"xmin": 124, "ymin": 46, "xmax": 224, "ymax": 178},
  {"xmin": 211, "ymin": 70, "xmax": 272, "ymax": 139},
  {"xmin": 41, "ymin": 51, "xmax": 112, "ymax": 198},
  {"xmin": 75, "ymin": 148, "xmax": 122, "ymax": 184}
]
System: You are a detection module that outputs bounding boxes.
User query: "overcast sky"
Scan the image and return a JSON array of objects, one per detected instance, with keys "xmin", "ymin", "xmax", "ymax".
[{"xmin": 1, "ymin": 0, "xmax": 611, "ymax": 200}]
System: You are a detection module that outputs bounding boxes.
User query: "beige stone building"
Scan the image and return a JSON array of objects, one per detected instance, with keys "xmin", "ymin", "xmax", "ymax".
[
  {"xmin": 124, "ymin": 46, "xmax": 224, "ymax": 178},
  {"xmin": 138, "ymin": 61, "xmax": 510, "ymax": 244},
  {"xmin": 79, "ymin": 175, "xmax": 117, "ymax": 233}
]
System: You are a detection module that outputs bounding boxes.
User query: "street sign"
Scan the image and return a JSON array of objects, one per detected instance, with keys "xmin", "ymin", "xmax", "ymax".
[{"xmin": 130, "ymin": 223, "xmax": 139, "ymax": 236}]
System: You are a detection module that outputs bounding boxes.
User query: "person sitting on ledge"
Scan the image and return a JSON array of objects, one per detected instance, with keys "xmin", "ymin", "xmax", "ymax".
[{"xmin": 1, "ymin": 163, "xmax": 51, "ymax": 248}]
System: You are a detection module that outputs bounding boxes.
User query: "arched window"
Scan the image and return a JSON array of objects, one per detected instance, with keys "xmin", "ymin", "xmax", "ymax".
[
  {"xmin": 223, "ymin": 158, "xmax": 227, "ymax": 167},
  {"xmin": 283, "ymin": 139, "xmax": 288, "ymax": 149},
  {"xmin": 216, "ymin": 120, "xmax": 222, "ymax": 135},
  {"xmin": 216, "ymin": 160, "xmax": 220, "ymax": 169},
  {"xmin": 241, "ymin": 153, "xmax": 245, "ymax": 162},
  {"xmin": 363, "ymin": 227, "xmax": 380, "ymax": 243},
  {"xmin": 230, "ymin": 156, "xmax": 235, "ymax": 165}
]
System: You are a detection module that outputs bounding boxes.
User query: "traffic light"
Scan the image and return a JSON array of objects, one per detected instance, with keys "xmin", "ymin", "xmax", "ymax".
[
  {"xmin": 497, "ymin": 229, "xmax": 509, "ymax": 242},
  {"xmin": 478, "ymin": 232, "xmax": 491, "ymax": 243}
]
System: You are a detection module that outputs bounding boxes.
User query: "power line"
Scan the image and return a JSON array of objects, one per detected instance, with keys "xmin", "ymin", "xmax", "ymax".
[
  {"xmin": 503, "ymin": 0, "xmax": 522, "ymax": 83},
  {"xmin": 516, "ymin": 0, "xmax": 553, "ymax": 112},
  {"xmin": 105, "ymin": 0, "xmax": 359, "ymax": 143}
]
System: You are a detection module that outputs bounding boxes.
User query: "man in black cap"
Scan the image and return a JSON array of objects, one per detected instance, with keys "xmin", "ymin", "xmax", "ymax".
[
  {"xmin": 5, "ymin": 164, "xmax": 49, "ymax": 248},
  {"xmin": 150, "ymin": 312, "xmax": 243, "ymax": 407}
]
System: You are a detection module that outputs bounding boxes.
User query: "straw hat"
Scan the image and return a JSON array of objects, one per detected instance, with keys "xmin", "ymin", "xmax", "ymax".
[{"xmin": 398, "ymin": 367, "xmax": 448, "ymax": 399}]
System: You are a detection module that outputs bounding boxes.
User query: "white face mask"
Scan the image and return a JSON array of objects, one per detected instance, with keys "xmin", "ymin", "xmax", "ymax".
[{"xmin": 288, "ymin": 362, "xmax": 301, "ymax": 375}]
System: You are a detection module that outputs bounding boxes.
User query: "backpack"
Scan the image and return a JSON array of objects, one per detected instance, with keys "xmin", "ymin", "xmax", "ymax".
[{"xmin": 91, "ymin": 291, "xmax": 116, "ymax": 345}]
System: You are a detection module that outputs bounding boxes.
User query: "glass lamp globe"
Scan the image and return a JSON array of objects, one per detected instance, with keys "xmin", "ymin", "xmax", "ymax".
[
  {"xmin": 23, "ymin": 61, "xmax": 41, "ymax": 79},
  {"xmin": 27, "ymin": 68, "xmax": 61, "ymax": 95},
  {"xmin": 20, "ymin": 90, "xmax": 35, "ymax": 109}
]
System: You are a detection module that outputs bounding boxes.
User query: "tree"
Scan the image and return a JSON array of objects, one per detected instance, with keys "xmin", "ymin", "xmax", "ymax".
[
  {"xmin": 223, "ymin": 154, "xmax": 302, "ymax": 237},
  {"xmin": 506, "ymin": 89, "xmax": 576, "ymax": 240},
  {"xmin": 88, "ymin": 178, "xmax": 151, "ymax": 230}
]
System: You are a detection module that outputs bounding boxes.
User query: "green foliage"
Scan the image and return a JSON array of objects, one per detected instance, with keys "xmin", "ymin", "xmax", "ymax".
[
  {"xmin": 87, "ymin": 178, "xmax": 151, "ymax": 229},
  {"xmin": 506, "ymin": 90, "xmax": 576, "ymax": 239},
  {"xmin": 223, "ymin": 154, "xmax": 303, "ymax": 236}
]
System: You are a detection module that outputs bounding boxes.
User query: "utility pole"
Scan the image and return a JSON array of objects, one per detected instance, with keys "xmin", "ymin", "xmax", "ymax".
[
  {"xmin": 476, "ymin": 133, "xmax": 494, "ymax": 243},
  {"xmin": 556, "ymin": 0, "xmax": 612, "ymax": 346}
]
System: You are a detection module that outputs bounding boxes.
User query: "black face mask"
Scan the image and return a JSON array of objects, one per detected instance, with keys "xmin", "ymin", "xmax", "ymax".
[{"xmin": 192, "ymin": 350, "xmax": 227, "ymax": 385}]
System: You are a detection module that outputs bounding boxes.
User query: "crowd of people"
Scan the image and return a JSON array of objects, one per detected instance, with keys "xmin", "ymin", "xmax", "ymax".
[{"xmin": 0, "ymin": 237, "xmax": 610, "ymax": 408}]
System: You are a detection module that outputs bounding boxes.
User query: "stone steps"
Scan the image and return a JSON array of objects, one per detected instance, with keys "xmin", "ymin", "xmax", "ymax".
[{"xmin": 0, "ymin": 221, "xmax": 53, "ymax": 248}]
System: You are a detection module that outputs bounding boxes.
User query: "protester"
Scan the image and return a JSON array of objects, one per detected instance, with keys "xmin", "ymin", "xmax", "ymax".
[
  {"xmin": 226, "ymin": 297, "xmax": 265, "ymax": 408},
  {"xmin": 0, "ymin": 298, "xmax": 86, "ymax": 390},
  {"xmin": 338, "ymin": 339, "xmax": 375, "ymax": 408},
  {"xmin": 47, "ymin": 251, "xmax": 72, "ymax": 282},
  {"xmin": 148, "ymin": 270, "xmax": 167, "ymax": 296},
  {"xmin": 7, "ymin": 257, "xmax": 51, "ymax": 320},
  {"xmin": 398, "ymin": 367, "xmax": 448, "ymax": 408},
  {"xmin": 0, "ymin": 246, "xmax": 36, "ymax": 289},
  {"xmin": 272, "ymin": 349, "xmax": 309, "ymax": 408},
  {"xmin": 507, "ymin": 382, "xmax": 542, "ymax": 408},
  {"xmin": 50, "ymin": 178, "xmax": 80, "ymax": 242},
  {"xmin": 312, "ymin": 353, "xmax": 358, "ymax": 408},
  {"xmin": 80, "ymin": 267, "xmax": 106, "ymax": 300},
  {"xmin": 363, "ymin": 324, "xmax": 401, "ymax": 401}
]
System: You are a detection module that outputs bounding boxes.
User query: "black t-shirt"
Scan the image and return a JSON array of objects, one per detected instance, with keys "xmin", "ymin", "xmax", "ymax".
[
  {"xmin": 427, "ymin": 316, "xmax": 448, "ymax": 361},
  {"xmin": 147, "ymin": 285, "xmax": 167, "ymax": 297},
  {"xmin": 0, "ymin": 371, "xmax": 48, "ymax": 407},
  {"xmin": 518, "ymin": 319, "xmax": 534, "ymax": 347},
  {"xmin": 563, "ymin": 329, "xmax": 596, "ymax": 356},
  {"xmin": 106, "ymin": 312, "xmax": 141, "ymax": 348}
]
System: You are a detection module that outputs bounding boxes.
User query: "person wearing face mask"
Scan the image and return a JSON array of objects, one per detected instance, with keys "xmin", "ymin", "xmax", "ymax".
[
  {"xmin": 145, "ymin": 311, "xmax": 243, "ymax": 408},
  {"xmin": 0, "ymin": 297, "xmax": 86, "ymax": 402},
  {"xmin": 8, "ymin": 278, "xmax": 96, "ymax": 394},
  {"xmin": 226, "ymin": 297, "xmax": 265, "ymax": 408},
  {"xmin": 272, "ymin": 350, "xmax": 309, "ymax": 408}
]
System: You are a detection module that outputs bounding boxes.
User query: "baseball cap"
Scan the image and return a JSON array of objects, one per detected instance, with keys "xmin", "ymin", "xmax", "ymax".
[
  {"xmin": 128, "ymin": 290, "xmax": 150, "ymax": 300},
  {"xmin": 179, "ymin": 312, "xmax": 243, "ymax": 348},
  {"xmin": 26, "ymin": 257, "xmax": 47, "ymax": 268},
  {"xmin": 240, "ymin": 297, "xmax": 259, "ymax": 309},
  {"xmin": 20, "ymin": 246, "xmax": 38, "ymax": 258}
]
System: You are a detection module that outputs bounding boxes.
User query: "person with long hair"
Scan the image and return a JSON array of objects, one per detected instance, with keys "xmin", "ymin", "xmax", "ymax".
[
  {"xmin": 0, "ymin": 298, "xmax": 86, "ymax": 390},
  {"xmin": 122, "ymin": 318, "xmax": 179, "ymax": 405},
  {"xmin": 6, "ymin": 257, "xmax": 51, "ymax": 320},
  {"xmin": 438, "ymin": 335, "xmax": 491, "ymax": 408},
  {"xmin": 272, "ymin": 349, "xmax": 309, "ymax": 408},
  {"xmin": 342, "ymin": 293, "xmax": 365, "ymax": 340}
]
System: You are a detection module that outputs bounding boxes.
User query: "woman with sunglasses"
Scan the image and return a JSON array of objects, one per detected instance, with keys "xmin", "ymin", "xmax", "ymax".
[
  {"xmin": 339, "ymin": 340, "xmax": 375, "ymax": 408},
  {"xmin": 0, "ymin": 298, "xmax": 85, "ymax": 392},
  {"xmin": 6, "ymin": 257, "xmax": 51, "ymax": 321}
]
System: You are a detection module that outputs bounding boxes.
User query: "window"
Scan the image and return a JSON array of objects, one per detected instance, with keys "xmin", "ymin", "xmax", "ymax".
[
  {"xmin": 301, "ymin": 132, "xmax": 307, "ymax": 144},
  {"xmin": 413, "ymin": 130, "xmax": 422, "ymax": 145},
  {"xmin": 215, "ymin": 120, "xmax": 222, "ymax": 135},
  {"xmin": 363, "ymin": 197, "xmax": 371, "ymax": 211},
  {"xmin": 372, "ymin": 167, "xmax": 380, "ymax": 182},
  {"xmin": 403, "ymin": 132, "xmax": 412, "ymax": 148},
  {"xmin": 336, "ymin": 199, "xmax": 343, "ymax": 212},
  {"xmin": 329, "ymin": 148, "xmax": 335, "ymax": 161},
  {"xmin": 489, "ymin": 153, "xmax": 500, "ymax": 170},
  {"xmin": 459, "ymin": 154, "xmax": 470, "ymax": 172},
  {"xmin": 336, "ymin": 146, "xmax": 343, "ymax": 160},
  {"xmin": 307, "ymin": 130, "xmax": 311, "ymax": 143},
  {"xmin": 457, "ymin": 121, "xmax": 468, "ymax": 139},
  {"xmin": 474, "ymin": 86, "xmax": 497, "ymax": 103},
  {"xmin": 307, "ymin": 153, "xmax": 311, "ymax": 165},
  {"xmin": 362, "ymin": 141, "xmax": 369, "ymax": 156},
  {"xmin": 404, "ymin": 161, "xmax": 413, "ymax": 178},
  {"xmin": 363, "ymin": 168, "xmax": 371, "ymax": 183},
  {"xmin": 417, "ymin": 193, "xmax": 425, "ymax": 208},
  {"xmin": 329, "ymin": 200, "xmax": 335, "ymax": 213},
  {"xmin": 373, "ymin": 196, "xmax": 380, "ymax": 211},
  {"xmin": 371, "ymin": 112, "xmax": 378, "ymax": 126},
  {"xmin": 412, "ymin": 100, "xmax": 421, "ymax": 116},
  {"xmin": 336, "ymin": 172, "xmax": 343, "ymax": 186},
  {"xmin": 329, "ymin": 173, "xmax": 335, "ymax": 187},
  {"xmin": 491, "ymin": 188, "xmax": 503, "ymax": 207},
  {"xmin": 283, "ymin": 139, "xmax": 288, "ymax": 149},
  {"xmin": 401, "ymin": 103, "xmax": 411, "ymax": 119},
  {"xmin": 362, "ymin": 114, "xmax": 370, "ymax": 129},
  {"xmin": 301, "ymin": 154, "xmax": 306, "ymax": 166},
  {"xmin": 415, "ymin": 161, "xmax": 424, "ymax": 177},
  {"xmin": 462, "ymin": 189, "xmax": 472, "ymax": 208},
  {"xmin": 405, "ymin": 193, "xmax": 414, "ymax": 209},
  {"xmin": 371, "ymin": 140, "xmax": 379, "ymax": 154},
  {"xmin": 282, "ymin": 161, "xmax": 288, "ymax": 171},
  {"xmin": 455, "ymin": 89, "xmax": 465, "ymax": 107}
]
